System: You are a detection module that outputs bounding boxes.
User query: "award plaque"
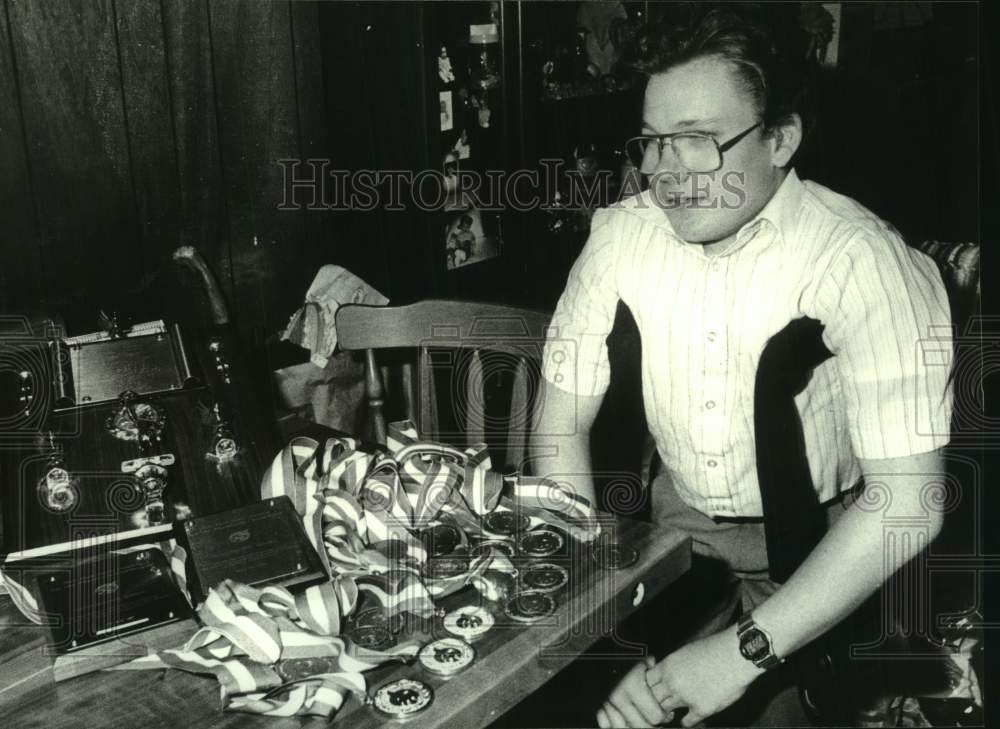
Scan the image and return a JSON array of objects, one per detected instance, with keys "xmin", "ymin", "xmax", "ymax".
[
  {"xmin": 35, "ymin": 548, "xmax": 192, "ymax": 654},
  {"xmin": 173, "ymin": 496, "xmax": 327, "ymax": 604}
]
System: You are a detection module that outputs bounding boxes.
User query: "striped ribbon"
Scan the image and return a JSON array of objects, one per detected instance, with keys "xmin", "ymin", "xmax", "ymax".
[
  {"xmin": 115, "ymin": 579, "xmax": 419, "ymax": 719},
  {"xmin": 1, "ymin": 418, "xmax": 599, "ymax": 720},
  {"xmin": 261, "ymin": 420, "xmax": 599, "ymax": 619}
]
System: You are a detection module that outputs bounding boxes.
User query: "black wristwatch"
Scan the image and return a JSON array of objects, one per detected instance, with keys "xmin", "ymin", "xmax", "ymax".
[{"xmin": 736, "ymin": 613, "xmax": 782, "ymax": 669}]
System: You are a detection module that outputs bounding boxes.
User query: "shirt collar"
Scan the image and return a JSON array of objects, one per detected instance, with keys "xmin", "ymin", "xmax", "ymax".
[{"xmin": 738, "ymin": 167, "xmax": 805, "ymax": 246}]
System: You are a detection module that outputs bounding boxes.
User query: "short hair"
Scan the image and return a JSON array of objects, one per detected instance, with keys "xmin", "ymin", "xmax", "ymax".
[{"xmin": 637, "ymin": 3, "xmax": 813, "ymax": 139}]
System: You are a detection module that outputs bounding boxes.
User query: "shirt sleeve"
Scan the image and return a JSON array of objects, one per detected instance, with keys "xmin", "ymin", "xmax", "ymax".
[
  {"xmin": 814, "ymin": 227, "xmax": 954, "ymax": 460},
  {"xmin": 541, "ymin": 207, "xmax": 622, "ymax": 397}
]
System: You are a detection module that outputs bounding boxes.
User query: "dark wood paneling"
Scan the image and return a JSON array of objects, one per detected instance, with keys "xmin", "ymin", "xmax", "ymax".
[
  {"xmin": 353, "ymin": 2, "xmax": 437, "ymax": 305},
  {"xmin": 208, "ymin": 0, "xmax": 307, "ymax": 346},
  {"xmin": 6, "ymin": 0, "xmax": 138, "ymax": 329},
  {"xmin": 160, "ymin": 0, "xmax": 228, "ymax": 293},
  {"xmin": 0, "ymin": 1, "xmax": 43, "ymax": 312},
  {"xmin": 315, "ymin": 1, "xmax": 392, "ymax": 299},
  {"xmin": 113, "ymin": 0, "xmax": 180, "ymax": 272},
  {"xmin": 289, "ymin": 0, "xmax": 331, "ymax": 279}
]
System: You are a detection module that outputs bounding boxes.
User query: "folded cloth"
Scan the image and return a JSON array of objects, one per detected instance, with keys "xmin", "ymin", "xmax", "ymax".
[{"xmin": 282, "ymin": 266, "xmax": 388, "ymax": 368}]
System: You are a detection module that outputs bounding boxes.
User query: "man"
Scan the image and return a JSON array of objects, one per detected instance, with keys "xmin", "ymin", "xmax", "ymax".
[{"xmin": 531, "ymin": 6, "xmax": 953, "ymax": 727}]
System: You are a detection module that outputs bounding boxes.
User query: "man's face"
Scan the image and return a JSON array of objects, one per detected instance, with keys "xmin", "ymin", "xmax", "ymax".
[{"xmin": 642, "ymin": 56, "xmax": 784, "ymax": 245}]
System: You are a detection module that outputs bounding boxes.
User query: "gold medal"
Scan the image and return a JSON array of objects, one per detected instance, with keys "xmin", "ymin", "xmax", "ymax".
[
  {"xmin": 372, "ymin": 678, "xmax": 434, "ymax": 721},
  {"xmin": 442, "ymin": 605, "xmax": 494, "ymax": 642},
  {"xmin": 418, "ymin": 637, "xmax": 476, "ymax": 678}
]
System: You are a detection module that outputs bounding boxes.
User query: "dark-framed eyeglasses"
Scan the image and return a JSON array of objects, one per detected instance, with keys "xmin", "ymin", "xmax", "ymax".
[{"xmin": 625, "ymin": 121, "xmax": 763, "ymax": 174}]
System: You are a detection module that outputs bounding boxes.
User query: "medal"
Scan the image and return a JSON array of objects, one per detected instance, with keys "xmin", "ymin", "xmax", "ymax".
[
  {"xmin": 372, "ymin": 678, "xmax": 434, "ymax": 720},
  {"xmin": 468, "ymin": 539, "xmax": 516, "ymax": 558},
  {"xmin": 520, "ymin": 562, "xmax": 569, "ymax": 593},
  {"xmin": 351, "ymin": 606, "xmax": 389, "ymax": 629},
  {"xmin": 471, "ymin": 570, "xmax": 517, "ymax": 603},
  {"xmin": 420, "ymin": 523, "xmax": 463, "ymax": 557},
  {"xmin": 482, "ymin": 510, "xmax": 529, "ymax": 537},
  {"xmin": 275, "ymin": 655, "xmax": 340, "ymax": 683},
  {"xmin": 418, "ymin": 637, "xmax": 476, "ymax": 678},
  {"xmin": 503, "ymin": 591, "xmax": 557, "ymax": 623},
  {"xmin": 591, "ymin": 543, "xmax": 639, "ymax": 570},
  {"xmin": 517, "ymin": 527, "xmax": 565, "ymax": 557},
  {"xmin": 346, "ymin": 624, "xmax": 394, "ymax": 651},
  {"xmin": 423, "ymin": 555, "xmax": 471, "ymax": 580},
  {"xmin": 442, "ymin": 605, "xmax": 494, "ymax": 642}
]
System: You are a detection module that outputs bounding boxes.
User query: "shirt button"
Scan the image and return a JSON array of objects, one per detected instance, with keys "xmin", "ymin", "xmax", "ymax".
[
  {"xmin": 705, "ymin": 400, "xmax": 716, "ymax": 410},
  {"xmin": 707, "ymin": 331, "xmax": 717, "ymax": 342},
  {"xmin": 707, "ymin": 459, "xmax": 718, "ymax": 468}
]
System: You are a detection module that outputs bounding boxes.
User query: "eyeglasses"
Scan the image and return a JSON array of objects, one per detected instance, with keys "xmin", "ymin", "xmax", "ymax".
[{"xmin": 625, "ymin": 121, "xmax": 763, "ymax": 174}]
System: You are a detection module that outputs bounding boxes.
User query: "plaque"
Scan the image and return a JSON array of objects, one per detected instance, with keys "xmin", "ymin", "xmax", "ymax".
[
  {"xmin": 35, "ymin": 548, "xmax": 192, "ymax": 654},
  {"xmin": 173, "ymin": 496, "xmax": 326, "ymax": 604}
]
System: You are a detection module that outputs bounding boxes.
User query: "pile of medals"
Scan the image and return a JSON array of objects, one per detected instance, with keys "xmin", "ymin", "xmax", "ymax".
[{"xmin": 359, "ymin": 509, "xmax": 639, "ymax": 721}]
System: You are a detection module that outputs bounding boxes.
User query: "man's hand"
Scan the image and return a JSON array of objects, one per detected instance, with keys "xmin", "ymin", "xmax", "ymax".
[
  {"xmin": 646, "ymin": 625, "xmax": 763, "ymax": 727},
  {"xmin": 596, "ymin": 656, "xmax": 670, "ymax": 728}
]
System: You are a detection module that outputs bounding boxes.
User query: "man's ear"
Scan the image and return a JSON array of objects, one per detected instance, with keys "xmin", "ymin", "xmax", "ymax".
[{"xmin": 770, "ymin": 113, "xmax": 803, "ymax": 167}]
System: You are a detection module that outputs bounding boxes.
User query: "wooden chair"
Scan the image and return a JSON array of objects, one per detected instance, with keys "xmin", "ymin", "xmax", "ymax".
[{"xmin": 334, "ymin": 300, "xmax": 552, "ymax": 471}]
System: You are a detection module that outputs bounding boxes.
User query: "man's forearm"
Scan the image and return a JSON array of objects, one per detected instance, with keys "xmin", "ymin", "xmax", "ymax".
[
  {"xmin": 530, "ymin": 381, "xmax": 605, "ymax": 505},
  {"xmin": 752, "ymin": 450, "xmax": 945, "ymax": 661},
  {"xmin": 530, "ymin": 432, "xmax": 597, "ymax": 505}
]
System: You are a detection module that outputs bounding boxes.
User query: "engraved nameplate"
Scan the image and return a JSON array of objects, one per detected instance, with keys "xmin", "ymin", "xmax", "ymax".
[{"xmin": 174, "ymin": 496, "xmax": 327, "ymax": 604}]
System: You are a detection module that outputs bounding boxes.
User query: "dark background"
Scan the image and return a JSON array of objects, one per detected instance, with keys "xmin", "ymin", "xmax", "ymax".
[{"xmin": 0, "ymin": 1, "xmax": 983, "ymax": 340}]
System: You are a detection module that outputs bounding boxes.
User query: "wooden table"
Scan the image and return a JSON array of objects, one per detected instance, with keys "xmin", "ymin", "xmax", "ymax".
[{"xmin": 1, "ymin": 515, "xmax": 689, "ymax": 729}]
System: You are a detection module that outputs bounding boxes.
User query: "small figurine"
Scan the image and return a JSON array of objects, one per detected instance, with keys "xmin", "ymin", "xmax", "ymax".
[
  {"xmin": 574, "ymin": 143, "xmax": 601, "ymax": 177},
  {"xmin": 470, "ymin": 94, "xmax": 491, "ymax": 128},
  {"xmin": 577, "ymin": 1, "xmax": 628, "ymax": 77},
  {"xmin": 453, "ymin": 129, "xmax": 471, "ymax": 160},
  {"xmin": 438, "ymin": 46, "xmax": 455, "ymax": 84}
]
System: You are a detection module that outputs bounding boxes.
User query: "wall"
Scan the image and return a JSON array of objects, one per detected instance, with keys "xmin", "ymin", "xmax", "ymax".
[{"xmin": 0, "ymin": 0, "xmax": 334, "ymax": 352}]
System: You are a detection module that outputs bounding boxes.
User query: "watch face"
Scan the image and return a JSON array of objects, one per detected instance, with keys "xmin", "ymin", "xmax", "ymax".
[{"xmin": 740, "ymin": 626, "xmax": 770, "ymax": 661}]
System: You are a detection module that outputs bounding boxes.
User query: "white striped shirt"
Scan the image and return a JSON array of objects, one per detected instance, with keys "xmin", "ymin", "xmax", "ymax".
[{"xmin": 542, "ymin": 169, "xmax": 954, "ymax": 517}]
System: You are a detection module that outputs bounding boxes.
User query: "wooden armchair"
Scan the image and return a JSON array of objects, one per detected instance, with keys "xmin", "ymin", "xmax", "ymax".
[{"xmin": 334, "ymin": 300, "xmax": 552, "ymax": 472}]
